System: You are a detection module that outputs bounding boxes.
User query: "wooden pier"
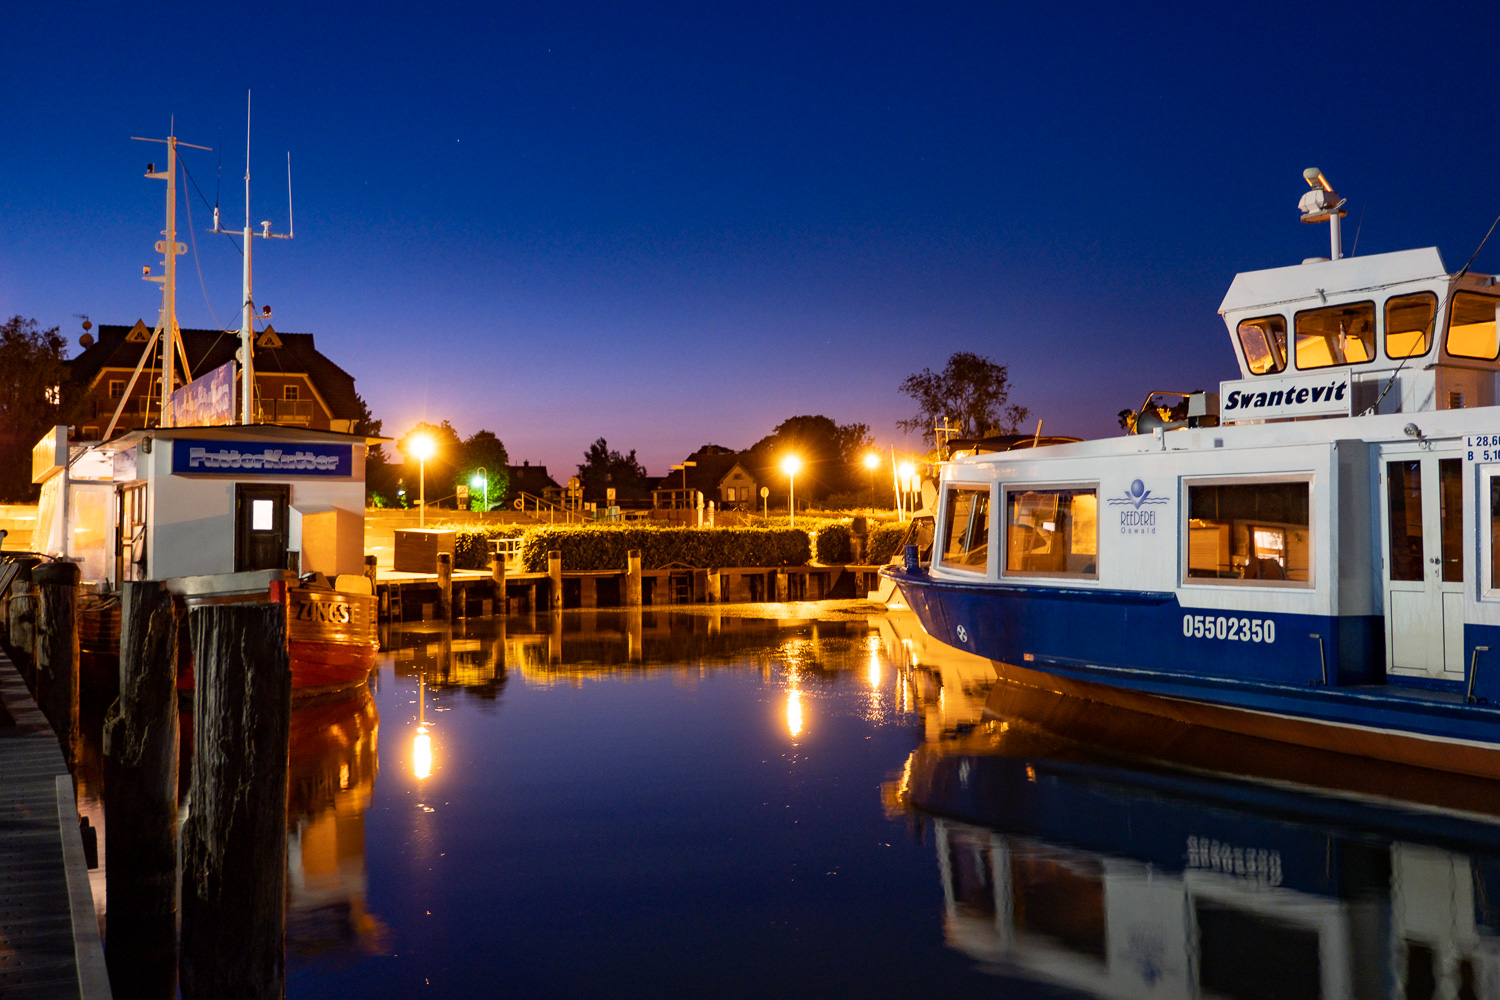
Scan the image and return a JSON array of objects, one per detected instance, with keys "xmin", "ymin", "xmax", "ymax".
[
  {"xmin": 374, "ymin": 561, "xmax": 886, "ymax": 622},
  {"xmin": 0, "ymin": 647, "xmax": 111, "ymax": 1000}
]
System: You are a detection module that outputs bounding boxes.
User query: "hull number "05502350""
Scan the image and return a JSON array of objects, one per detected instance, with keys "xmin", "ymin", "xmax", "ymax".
[{"xmin": 1182, "ymin": 614, "xmax": 1275, "ymax": 643}]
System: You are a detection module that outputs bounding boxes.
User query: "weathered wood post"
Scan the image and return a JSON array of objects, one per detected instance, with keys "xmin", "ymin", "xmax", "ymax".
[
  {"xmin": 7, "ymin": 562, "xmax": 36, "ymax": 684},
  {"xmin": 625, "ymin": 550, "xmax": 642, "ymax": 607},
  {"xmin": 775, "ymin": 569, "xmax": 789, "ymax": 603},
  {"xmin": 437, "ymin": 552, "xmax": 453, "ymax": 622},
  {"xmin": 548, "ymin": 550, "xmax": 563, "ymax": 611},
  {"xmin": 491, "ymin": 552, "xmax": 506, "ymax": 613},
  {"xmin": 706, "ymin": 569, "xmax": 721, "ymax": 604},
  {"xmin": 180, "ymin": 601, "xmax": 291, "ymax": 1000},
  {"xmin": 103, "ymin": 580, "xmax": 179, "ymax": 1000},
  {"xmin": 363, "ymin": 554, "xmax": 378, "ymax": 590},
  {"xmin": 33, "ymin": 560, "xmax": 80, "ymax": 761}
]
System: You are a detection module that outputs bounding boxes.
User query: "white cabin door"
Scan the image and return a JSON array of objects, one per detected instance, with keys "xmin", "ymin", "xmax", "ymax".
[{"xmin": 1381, "ymin": 452, "xmax": 1465, "ymax": 679}]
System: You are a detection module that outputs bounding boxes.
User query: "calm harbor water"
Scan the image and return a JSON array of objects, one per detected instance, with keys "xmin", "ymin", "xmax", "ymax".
[{"xmin": 78, "ymin": 603, "xmax": 1500, "ymax": 998}]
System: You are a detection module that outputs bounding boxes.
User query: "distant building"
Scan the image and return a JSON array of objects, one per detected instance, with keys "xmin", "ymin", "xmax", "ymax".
[
  {"xmin": 507, "ymin": 462, "xmax": 563, "ymax": 504},
  {"xmin": 652, "ymin": 447, "xmax": 759, "ymax": 509},
  {"xmin": 66, "ymin": 320, "xmax": 364, "ymax": 438}
]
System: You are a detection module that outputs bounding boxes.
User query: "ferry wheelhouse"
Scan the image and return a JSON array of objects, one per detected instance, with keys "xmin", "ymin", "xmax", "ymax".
[{"xmin": 884, "ymin": 170, "xmax": 1500, "ymax": 778}]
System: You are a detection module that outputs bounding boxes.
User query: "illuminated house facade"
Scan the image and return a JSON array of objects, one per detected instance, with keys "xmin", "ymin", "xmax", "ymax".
[{"xmin": 66, "ymin": 320, "xmax": 365, "ymax": 438}]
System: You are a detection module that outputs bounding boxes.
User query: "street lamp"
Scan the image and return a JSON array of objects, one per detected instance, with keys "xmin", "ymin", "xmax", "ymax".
[
  {"xmin": 897, "ymin": 461, "xmax": 915, "ymax": 522},
  {"xmin": 863, "ymin": 451, "xmax": 879, "ymax": 508},
  {"xmin": 781, "ymin": 455, "xmax": 802, "ymax": 527},
  {"xmin": 471, "ymin": 467, "xmax": 487, "ymax": 512},
  {"xmin": 408, "ymin": 432, "xmax": 436, "ymax": 527}
]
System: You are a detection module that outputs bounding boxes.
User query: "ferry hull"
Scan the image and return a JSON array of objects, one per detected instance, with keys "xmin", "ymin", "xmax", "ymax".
[{"xmin": 885, "ymin": 567, "xmax": 1500, "ymax": 780}]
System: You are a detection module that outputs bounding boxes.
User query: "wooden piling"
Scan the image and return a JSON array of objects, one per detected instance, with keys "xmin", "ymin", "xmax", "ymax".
[
  {"xmin": 706, "ymin": 570, "xmax": 721, "ymax": 603},
  {"xmin": 625, "ymin": 550, "xmax": 642, "ymax": 607},
  {"xmin": 437, "ymin": 552, "xmax": 453, "ymax": 622},
  {"xmin": 33, "ymin": 560, "xmax": 80, "ymax": 761},
  {"xmin": 775, "ymin": 569, "xmax": 788, "ymax": 603},
  {"xmin": 180, "ymin": 602, "xmax": 291, "ymax": 1000},
  {"xmin": 491, "ymin": 553, "xmax": 506, "ymax": 612},
  {"xmin": 7, "ymin": 562, "xmax": 36, "ymax": 683},
  {"xmin": 363, "ymin": 554, "xmax": 378, "ymax": 591},
  {"xmin": 102, "ymin": 580, "xmax": 179, "ymax": 1000},
  {"xmin": 548, "ymin": 550, "xmax": 563, "ymax": 612}
]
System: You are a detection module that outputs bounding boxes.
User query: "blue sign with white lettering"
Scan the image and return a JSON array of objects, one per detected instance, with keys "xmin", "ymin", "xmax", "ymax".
[{"xmin": 171, "ymin": 440, "xmax": 353, "ymax": 477}]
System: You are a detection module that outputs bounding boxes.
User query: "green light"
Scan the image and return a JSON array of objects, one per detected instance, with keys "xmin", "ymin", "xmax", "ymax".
[{"xmin": 470, "ymin": 474, "xmax": 485, "ymax": 488}]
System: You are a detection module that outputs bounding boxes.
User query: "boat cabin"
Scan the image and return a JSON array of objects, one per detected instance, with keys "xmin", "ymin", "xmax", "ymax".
[{"xmin": 33, "ymin": 424, "xmax": 373, "ymax": 590}]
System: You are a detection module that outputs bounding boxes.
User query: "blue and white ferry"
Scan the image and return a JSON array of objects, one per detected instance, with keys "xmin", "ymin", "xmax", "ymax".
[{"xmin": 884, "ymin": 170, "xmax": 1500, "ymax": 779}]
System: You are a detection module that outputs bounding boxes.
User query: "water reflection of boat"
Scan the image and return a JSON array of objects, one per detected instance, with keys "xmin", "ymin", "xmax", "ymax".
[
  {"xmin": 875, "ymin": 609, "xmax": 995, "ymax": 739},
  {"xmin": 896, "ymin": 723, "xmax": 1500, "ymax": 999},
  {"xmin": 285, "ymin": 686, "xmax": 388, "ymax": 956}
]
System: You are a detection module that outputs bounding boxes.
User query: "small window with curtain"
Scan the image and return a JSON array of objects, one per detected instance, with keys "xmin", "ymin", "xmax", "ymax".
[
  {"xmin": 1446, "ymin": 292, "xmax": 1500, "ymax": 360},
  {"xmin": 1237, "ymin": 316, "xmax": 1287, "ymax": 375},
  {"xmin": 1295, "ymin": 301, "xmax": 1376, "ymax": 369},
  {"xmin": 1004, "ymin": 486, "xmax": 1098, "ymax": 578},
  {"xmin": 939, "ymin": 486, "xmax": 991, "ymax": 573},
  {"xmin": 1385, "ymin": 292, "xmax": 1437, "ymax": 359}
]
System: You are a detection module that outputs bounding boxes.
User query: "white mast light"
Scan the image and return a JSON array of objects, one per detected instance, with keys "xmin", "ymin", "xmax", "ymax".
[{"xmin": 1298, "ymin": 167, "xmax": 1347, "ymax": 260}]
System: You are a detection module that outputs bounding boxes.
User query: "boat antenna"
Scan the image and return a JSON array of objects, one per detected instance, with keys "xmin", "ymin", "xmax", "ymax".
[{"xmin": 209, "ymin": 91, "xmax": 294, "ymax": 425}]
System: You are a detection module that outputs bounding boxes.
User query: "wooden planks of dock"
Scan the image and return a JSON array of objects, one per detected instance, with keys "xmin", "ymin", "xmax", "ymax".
[{"xmin": 0, "ymin": 648, "xmax": 111, "ymax": 1000}]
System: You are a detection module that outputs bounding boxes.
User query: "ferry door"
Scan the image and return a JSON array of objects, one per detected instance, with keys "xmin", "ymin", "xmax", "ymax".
[
  {"xmin": 234, "ymin": 483, "xmax": 291, "ymax": 573},
  {"xmin": 1379, "ymin": 452, "xmax": 1465, "ymax": 679}
]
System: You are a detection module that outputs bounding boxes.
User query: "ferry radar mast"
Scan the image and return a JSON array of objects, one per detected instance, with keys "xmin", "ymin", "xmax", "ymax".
[
  {"xmin": 1299, "ymin": 167, "xmax": 1347, "ymax": 260},
  {"xmin": 104, "ymin": 126, "xmax": 211, "ymax": 438},
  {"xmin": 210, "ymin": 91, "xmax": 294, "ymax": 425}
]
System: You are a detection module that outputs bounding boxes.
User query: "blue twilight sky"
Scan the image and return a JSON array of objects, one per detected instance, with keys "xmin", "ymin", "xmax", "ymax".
[{"xmin": 4, "ymin": 1, "xmax": 1498, "ymax": 476}]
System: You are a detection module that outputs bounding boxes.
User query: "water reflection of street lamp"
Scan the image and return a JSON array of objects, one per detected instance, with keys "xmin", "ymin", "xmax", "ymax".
[
  {"xmin": 786, "ymin": 687, "xmax": 803, "ymax": 738},
  {"xmin": 781, "ymin": 455, "xmax": 801, "ymax": 527},
  {"xmin": 413, "ymin": 669, "xmax": 432, "ymax": 779},
  {"xmin": 471, "ymin": 467, "xmax": 487, "ymax": 512},
  {"xmin": 408, "ymin": 432, "xmax": 436, "ymax": 528}
]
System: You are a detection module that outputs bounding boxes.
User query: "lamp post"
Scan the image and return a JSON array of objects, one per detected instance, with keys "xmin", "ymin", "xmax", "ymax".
[
  {"xmin": 781, "ymin": 455, "xmax": 801, "ymax": 527},
  {"xmin": 863, "ymin": 451, "xmax": 879, "ymax": 508},
  {"xmin": 471, "ymin": 468, "xmax": 488, "ymax": 512},
  {"xmin": 408, "ymin": 432, "xmax": 436, "ymax": 527},
  {"xmin": 897, "ymin": 461, "xmax": 915, "ymax": 522}
]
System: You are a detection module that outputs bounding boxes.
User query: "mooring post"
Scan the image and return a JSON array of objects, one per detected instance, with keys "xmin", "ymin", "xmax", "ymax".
[
  {"xmin": 103, "ymin": 580, "xmax": 179, "ymax": 1000},
  {"xmin": 7, "ymin": 562, "xmax": 36, "ymax": 684},
  {"xmin": 33, "ymin": 561, "xmax": 80, "ymax": 762},
  {"xmin": 625, "ymin": 549, "xmax": 642, "ymax": 607},
  {"xmin": 491, "ymin": 553, "xmax": 506, "ymax": 612},
  {"xmin": 706, "ymin": 569, "xmax": 721, "ymax": 603},
  {"xmin": 363, "ymin": 554, "xmax": 378, "ymax": 590},
  {"xmin": 548, "ymin": 550, "xmax": 563, "ymax": 611},
  {"xmin": 775, "ymin": 569, "xmax": 789, "ymax": 603},
  {"xmin": 180, "ymin": 601, "xmax": 291, "ymax": 1000},
  {"xmin": 437, "ymin": 552, "xmax": 453, "ymax": 622}
]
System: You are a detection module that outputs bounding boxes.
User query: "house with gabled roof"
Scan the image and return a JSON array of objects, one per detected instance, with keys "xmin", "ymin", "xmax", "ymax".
[
  {"xmin": 66, "ymin": 320, "xmax": 364, "ymax": 438},
  {"xmin": 652, "ymin": 446, "xmax": 759, "ymax": 509}
]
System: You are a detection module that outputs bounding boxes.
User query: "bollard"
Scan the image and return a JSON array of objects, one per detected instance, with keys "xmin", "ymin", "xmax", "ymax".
[
  {"xmin": 363, "ymin": 554, "xmax": 378, "ymax": 591},
  {"xmin": 103, "ymin": 581, "xmax": 179, "ymax": 1000},
  {"xmin": 181, "ymin": 602, "xmax": 291, "ymax": 1000},
  {"xmin": 437, "ymin": 552, "xmax": 453, "ymax": 622},
  {"xmin": 625, "ymin": 549, "xmax": 642, "ymax": 607},
  {"xmin": 548, "ymin": 550, "xmax": 563, "ymax": 612},
  {"xmin": 33, "ymin": 561, "xmax": 80, "ymax": 762}
]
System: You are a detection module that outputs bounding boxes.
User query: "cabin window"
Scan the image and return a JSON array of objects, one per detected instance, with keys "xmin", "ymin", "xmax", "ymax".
[
  {"xmin": 1385, "ymin": 292, "xmax": 1437, "ymax": 359},
  {"xmin": 1237, "ymin": 316, "xmax": 1287, "ymax": 375},
  {"xmin": 284, "ymin": 385, "xmax": 300, "ymax": 400},
  {"xmin": 1185, "ymin": 479, "xmax": 1311, "ymax": 585},
  {"xmin": 109, "ymin": 379, "xmax": 125, "ymax": 398},
  {"xmin": 1004, "ymin": 486, "xmax": 1098, "ymax": 578},
  {"xmin": 1294, "ymin": 301, "xmax": 1375, "ymax": 369},
  {"xmin": 1446, "ymin": 292, "xmax": 1500, "ymax": 360},
  {"xmin": 939, "ymin": 486, "xmax": 991, "ymax": 573}
]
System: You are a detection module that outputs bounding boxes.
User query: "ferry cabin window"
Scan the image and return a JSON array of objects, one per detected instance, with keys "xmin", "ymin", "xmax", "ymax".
[
  {"xmin": 1186, "ymin": 481, "xmax": 1310, "ymax": 584},
  {"xmin": 1237, "ymin": 316, "xmax": 1287, "ymax": 375},
  {"xmin": 1294, "ymin": 301, "xmax": 1375, "ymax": 370},
  {"xmin": 939, "ymin": 486, "xmax": 990, "ymax": 573},
  {"xmin": 1004, "ymin": 487, "xmax": 1098, "ymax": 578},
  {"xmin": 1446, "ymin": 291, "xmax": 1500, "ymax": 360},
  {"xmin": 1385, "ymin": 292, "xmax": 1437, "ymax": 359}
]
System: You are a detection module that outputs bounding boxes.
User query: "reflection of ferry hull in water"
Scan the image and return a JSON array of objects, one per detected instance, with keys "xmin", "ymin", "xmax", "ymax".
[
  {"xmin": 885, "ymin": 172, "xmax": 1500, "ymax": 779},
  {"xmin": 900, "ymin": 724, "xmax": 1500, "ymax": 999}
]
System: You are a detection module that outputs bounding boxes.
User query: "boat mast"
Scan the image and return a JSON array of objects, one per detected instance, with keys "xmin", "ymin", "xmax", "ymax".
[{"xmin": 211, "ymin": 91, "xmax": 293, "ymax": 425}]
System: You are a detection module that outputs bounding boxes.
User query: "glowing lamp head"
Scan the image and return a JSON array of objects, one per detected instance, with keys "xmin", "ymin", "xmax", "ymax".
[
  {"xmin": 470, "ymin": 473, "xmax": 485, "ymax": 488},
  {"xmin": 863, "ymin": 452, "xmax": 879, "ymax": 470},
  {"xmin": 898, "ymin": 461, "xmax": 915, "ymax": 479},
  {"xmin": 408, "ymin": 433, "xmax": 436, "ymax": 461},
  {"xmin": 781, "ymin": 455, "xmax": 802, "ymax": 476}
]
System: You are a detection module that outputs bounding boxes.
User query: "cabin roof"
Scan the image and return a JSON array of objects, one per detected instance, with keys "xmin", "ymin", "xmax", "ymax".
[{"xmin": 1218, "ymin": 247, "xmax": 1451, "ymax": 317}]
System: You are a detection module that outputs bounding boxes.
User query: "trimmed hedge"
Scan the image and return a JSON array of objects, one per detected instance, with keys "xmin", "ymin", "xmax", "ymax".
[
  {"xmin": 813, "ymin": 522, "xmax": 852, "ymax": 564},
  {"xmin": 449, "ymin": 524, "xmax": 530, "ymax": 570},
  {"xmin": 868, "ymin": 523, "xmax": 910, "ymax": 564},
  {"xmin": 518, "ymin": 525, "xmax": 810, "ymax": 572}
]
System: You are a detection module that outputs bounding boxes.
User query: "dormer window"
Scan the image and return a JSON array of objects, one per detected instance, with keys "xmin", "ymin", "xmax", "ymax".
[
  {"xmin": 284, "ymin": 385, "xmax": 299, "ymax": 401},
  {"xmin": 1446, "ymin": 292, "xmax": 1500, "ymax": 361},
  {"xmin": 1294, "ymin": 301, "xmax": 1375, "ymax": 369},
  {"xmin": 1237, "ymin": 316, "xmax": 1287, "ymax": 375},
  {"xmin": 1385, "ymin": 292, "xmax": 1437, "ymax": 359}
]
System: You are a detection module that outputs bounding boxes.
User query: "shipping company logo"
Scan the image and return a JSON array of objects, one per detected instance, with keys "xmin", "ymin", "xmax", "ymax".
[{"xmin": 1108, "ymin": 479, "xmax": 1167, "ymax": 535}]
